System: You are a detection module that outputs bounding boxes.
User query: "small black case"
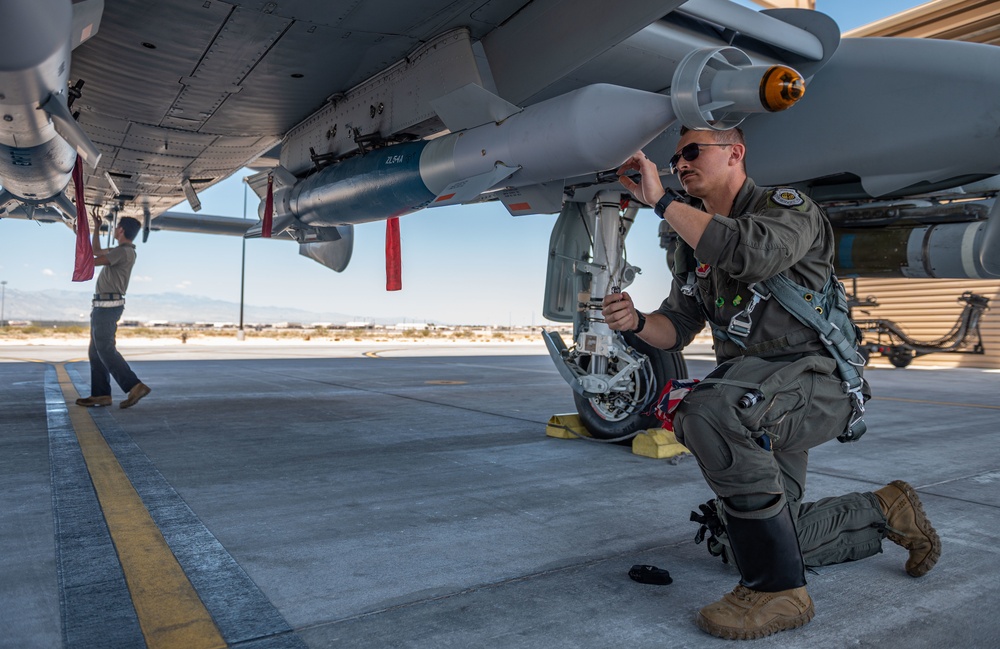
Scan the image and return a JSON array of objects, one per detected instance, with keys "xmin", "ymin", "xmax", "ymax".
[{"xmin": 628, "ymin": 564, "xmax": 673, "ymax": 585}]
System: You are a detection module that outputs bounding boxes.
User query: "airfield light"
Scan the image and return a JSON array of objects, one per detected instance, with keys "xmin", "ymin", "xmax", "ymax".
[{"xmin": 759, "ymin": 65, "xmax": 805, "ymax": 112}]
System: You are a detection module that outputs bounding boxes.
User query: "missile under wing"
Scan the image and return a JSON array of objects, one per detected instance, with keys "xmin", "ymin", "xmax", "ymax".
[
  {"xmin": 0, "ymin": 0, "xmax": 995, "ymax": 277},
  {"xmin": 2, "ymin": 0, "xmax": 999, "ymax": 438}
]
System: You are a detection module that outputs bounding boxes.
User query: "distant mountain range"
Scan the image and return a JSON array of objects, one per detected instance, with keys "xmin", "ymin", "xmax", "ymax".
[{"xmin": 0, "ymin": 289, "xmax": 400, "ymax": 325}]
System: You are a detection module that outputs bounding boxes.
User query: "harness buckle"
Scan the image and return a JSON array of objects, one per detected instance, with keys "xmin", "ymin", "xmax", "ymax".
[
  {"xmin": 848, "ymin": 347, "xmax": 867, "ymax": 367},
  {"xmin": 727, "ymin": 315, "xmax": 753, "ymax": 338},
  {"xmin": 681, "ymin": 272, "xmax": 698, "ymax": 297},
  {"xmin": 819, "ymin": 321, "xmax": 839, "ymax": 347},
  {"xmin": 726, "ymin": 289, "xmax": 768, "ymax": 339},
  {"xmin": 837, "ymin": 386, "xmax": 868, "ymax": 442}
]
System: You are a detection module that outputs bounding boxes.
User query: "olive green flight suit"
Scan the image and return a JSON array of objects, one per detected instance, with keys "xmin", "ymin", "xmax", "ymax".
[{"xmin": 657, "ymin": 178, "xmax": 886, "ymax": 567}]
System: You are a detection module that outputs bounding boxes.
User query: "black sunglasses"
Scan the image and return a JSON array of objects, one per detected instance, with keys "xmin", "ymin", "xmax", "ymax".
[{"xmin": 669, "ymin": 143, "xmax": 733, "ymax": 174}]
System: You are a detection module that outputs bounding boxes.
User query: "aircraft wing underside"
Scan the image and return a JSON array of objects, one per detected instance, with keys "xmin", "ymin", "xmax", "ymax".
[{"xmin": 1, "ymin": 0, "xmax": 999, "ymax": 280}]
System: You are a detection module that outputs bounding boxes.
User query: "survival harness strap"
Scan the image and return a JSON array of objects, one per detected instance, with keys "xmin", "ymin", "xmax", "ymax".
[{"xmin": 711, "ymin": 273, "xmax": 868, "ymax": 442}]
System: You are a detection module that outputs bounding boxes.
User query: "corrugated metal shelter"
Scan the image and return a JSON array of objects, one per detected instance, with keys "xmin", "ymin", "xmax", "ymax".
[
  {"xmin": 844, "ymin": 1, "xmax": 1000, "ymax": 368},
  {"xmin": 848, "ymin": 279, "xmax": 997, "ymax": 369}
]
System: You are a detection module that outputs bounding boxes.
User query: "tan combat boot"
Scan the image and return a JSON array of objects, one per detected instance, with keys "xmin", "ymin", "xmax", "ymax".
[
  {"xmin": 874, "ymin": 480, "xmax": 941, "ymax": 577},
  {"xmin": 697, "ymin": 584, "xmax": 815, "ymax": 640}
]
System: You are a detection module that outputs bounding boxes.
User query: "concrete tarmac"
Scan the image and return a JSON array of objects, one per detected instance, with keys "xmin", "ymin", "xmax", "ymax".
[{"xmin": 2, "ymin": 340, "xmax": 999, "ymax": 648}]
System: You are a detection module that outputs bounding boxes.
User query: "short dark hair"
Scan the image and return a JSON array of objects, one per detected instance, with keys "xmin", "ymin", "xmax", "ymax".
[
  {"xmin": 678, "ymin": 125, "xmax": 746, "ymax": 171},
  {"xmin": 679, "ymin": 125, "xmax": 745, "ymax": 145},
  {"xmin": 118, "ymin": 217, "xmax": 141, "ymax": 241}
]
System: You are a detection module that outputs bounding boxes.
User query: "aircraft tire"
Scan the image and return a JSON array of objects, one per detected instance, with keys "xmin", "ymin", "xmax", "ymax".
[{"xmin": 572, "ymin": 332, "xmax": 688, "ymax": 440}]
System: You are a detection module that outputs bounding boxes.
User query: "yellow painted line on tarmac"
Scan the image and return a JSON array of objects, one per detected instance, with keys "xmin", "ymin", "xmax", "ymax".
[
  {"xmin": 363, "ymin": 350, "xmax": 381, "ymax": 358},
  {"xmin": 53, "ymin": 363, "xmax": 226, "ymax": 649},
  {"xmin": 877, "ymin": 396, "xmax": 1000, "ymax": 410}
]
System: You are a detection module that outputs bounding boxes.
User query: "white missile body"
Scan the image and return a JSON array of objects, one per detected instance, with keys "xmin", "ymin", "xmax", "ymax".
[{"xmin": 265, "ymin": 48, "xmax": 805, "ymax": 230}]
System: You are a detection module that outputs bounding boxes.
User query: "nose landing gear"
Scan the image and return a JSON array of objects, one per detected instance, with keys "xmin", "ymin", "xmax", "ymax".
[{"xmin": 543, "ymin": 191, "xmax": 687, "ymax": 440}]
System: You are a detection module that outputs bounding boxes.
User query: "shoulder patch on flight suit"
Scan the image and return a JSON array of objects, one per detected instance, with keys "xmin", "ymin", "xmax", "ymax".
[{"xmin": 768, "ymin": 188, "xmax": 806, "ymax": 210}]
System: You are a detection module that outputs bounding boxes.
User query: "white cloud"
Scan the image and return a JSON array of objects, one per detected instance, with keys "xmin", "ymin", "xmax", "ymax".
[
  {"xmin": 176, "ymin": 280, "xmax": 192, "ymax": 289},
  {"xmin": 42, "ymin": 268, "xmax": 55, "ymax": 276},
  {"xmin": 132, "ymin": 275, "xmax": 153, "ymax": 282}
]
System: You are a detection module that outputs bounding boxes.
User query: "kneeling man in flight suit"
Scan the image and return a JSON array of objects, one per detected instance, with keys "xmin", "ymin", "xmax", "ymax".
[{"xmin": 604, "ymin": 126, "xmax": 941, "ymax": 640}]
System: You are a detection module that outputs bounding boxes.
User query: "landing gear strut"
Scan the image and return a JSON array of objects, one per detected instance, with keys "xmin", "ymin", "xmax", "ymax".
[{"xmin": 543, "ymin": 191, "xmax": 686, "ymax": 440}]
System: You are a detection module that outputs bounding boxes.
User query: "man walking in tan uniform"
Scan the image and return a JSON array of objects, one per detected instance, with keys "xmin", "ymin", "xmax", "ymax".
[{"xmin": 75, "ymin": 215, "xmax": 151, "ymax": 409}]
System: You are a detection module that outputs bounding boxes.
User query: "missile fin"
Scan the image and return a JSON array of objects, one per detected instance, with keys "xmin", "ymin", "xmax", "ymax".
[
  {"xmin": 0, "ymin": 189, "xmax": 16, "ymax": 214},
  {"xmin": 244, "ymin": 213, "xmax": 296, "ymax": 239},
  {"xmin": 71, "ymin": 0, "xmax": 104, "ymax": 49},
  {"xmin": 299, "ymin": 227, "xmax": 354, "ymax": 273},
  {"xmin": 430, "ymin": 163, "xmax": 520, "ymax": 207},
  {"xmin": 498, "ymin": 181, "xmax": 565, "ymax": 215},
  {"xmin": 42, "ymin": 93, "xmax": 102, "ymax": 168},
  {"xmin": 52, "ymin": 192, "xmax": 79, "ymax": 222},
  {"xmin": 246, "ymin": 166, "xmax": 296, "ymax": 200},
  {"xmin": 429, "ymin": 83, "xmax": 521, "ymax": 133}
]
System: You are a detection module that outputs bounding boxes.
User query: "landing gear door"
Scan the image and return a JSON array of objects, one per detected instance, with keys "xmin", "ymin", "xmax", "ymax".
[{"xmin": 542, "ymin": 200, "xmax": 594, "ymax": 322}]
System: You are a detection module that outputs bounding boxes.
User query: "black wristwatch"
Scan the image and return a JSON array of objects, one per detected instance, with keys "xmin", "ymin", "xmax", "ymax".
[
  {"xmin": 632, "ymin": 311, "xmax": 647, "ymax": 334},
  {"xmin": 653, "ymin": 189, "xmax": 683, "ymax": 218}
]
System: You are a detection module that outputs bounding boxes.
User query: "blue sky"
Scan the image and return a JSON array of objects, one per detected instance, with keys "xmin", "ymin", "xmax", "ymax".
[{"xmin": 0, "ymin": 1, "xmax": 927, "ymax": 325}]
